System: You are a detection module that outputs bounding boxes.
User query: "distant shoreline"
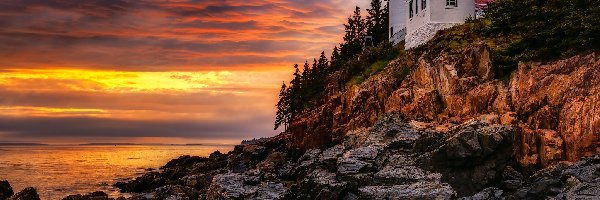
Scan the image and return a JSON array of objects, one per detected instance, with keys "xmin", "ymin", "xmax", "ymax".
[
  {"xmin": 0, "ymin": 143, "xmax": 236, "ymax": 147},
  {"xmin": 0, "ymin": 143, "xmax": 49, "ymax": 146}
]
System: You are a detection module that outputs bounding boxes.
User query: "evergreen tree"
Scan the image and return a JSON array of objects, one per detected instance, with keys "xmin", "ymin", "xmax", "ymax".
[
  {"xmin": 274, "ymin": 82, "xmax": 288, "ymax": 130},
  {"xmin": 341, "ymin": 6, "xmax": 365, "ymax": 59},
  {"xmin": 366, "ymin": 0, "xmax": 389, "ymax": 45},
  {"xmin": 330, "ymin": 46, "xmax": 341, "ymax": 71},
  {"xmin": 274, "ymin": 3, "xmax": 399, "ymax": 131}
]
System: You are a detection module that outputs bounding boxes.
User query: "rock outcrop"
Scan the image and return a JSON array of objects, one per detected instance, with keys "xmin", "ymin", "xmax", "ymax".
[
  {"xmin": 289, "ymin": 43, "xmax": 600, "ymax": 170},
  {"xmin": 8, "ymin": 187, "xmax": 40, "ymax": 200},
  {"xmin": 0, "ymin": 181, "xmax": 13, "ymax": 200}
]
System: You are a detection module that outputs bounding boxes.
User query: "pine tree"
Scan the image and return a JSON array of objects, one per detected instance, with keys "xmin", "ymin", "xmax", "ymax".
[
  {"xmin": 331, "ymin": 46, "xmax": 341, "ymax": 71},
  {"xmin": 366, "ymin": 0, "xmax": 389, "ymax": 45},
  {"xmin": 341, "ymin": 6, "xmax": 365, "ymax": 59},
  {"xmin": 274, "ymin": 82, "xmax": 288, "ymax": 130}
]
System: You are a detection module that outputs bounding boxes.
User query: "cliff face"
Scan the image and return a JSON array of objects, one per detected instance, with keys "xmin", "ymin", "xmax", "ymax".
[{"xmin": 290, "ymin": 43, "xmax": 600, "ymax": 169}]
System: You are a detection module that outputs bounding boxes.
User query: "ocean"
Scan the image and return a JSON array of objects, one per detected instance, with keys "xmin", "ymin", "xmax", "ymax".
[{"xmin": 0, "ymin": 145, "xmax": 234, "ymax": 200}]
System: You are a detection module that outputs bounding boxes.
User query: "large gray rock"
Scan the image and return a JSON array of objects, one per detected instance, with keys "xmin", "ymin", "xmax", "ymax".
[
  {"xmin": 358, "ymin": 182, "xmax": 456, "ymax": 200},
  {"xmin": 152, "ymin": 185, "xmax": 198, "ymax": 200},
  {"xmin": 251, "ymin": 182, "xmax": 286, "ymax": 200},
  {"xmin": 509, "ymin": 155, "xmax": 600, "ymax": 199},
  {"xmin": 337, "ymin": 146, "xmax": 380, "ymax": 174},
  {"xmin": 374, "ymin": 166, "xmax": 441, "ymax": 185},
  {"xmin": 207, "ymin": 173, "xmax": 258, "ymax": 199},
  {"xmin": 459, "ymin": 188, "xmax": 503, "ymax": 200},
  {"xmin": 423, "ymin": 120, "xmax": 515, "ymax": 196}
]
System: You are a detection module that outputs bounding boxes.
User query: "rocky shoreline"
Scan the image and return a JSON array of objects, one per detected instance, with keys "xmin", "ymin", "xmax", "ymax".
[{"xmin": 2, "ymin": 115, "xmax": 598, "ymax": 199}]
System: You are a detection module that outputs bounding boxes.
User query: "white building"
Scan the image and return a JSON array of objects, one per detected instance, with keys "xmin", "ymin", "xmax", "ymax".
[{"xmin": 388, "ymin": 0, "xmax": 476, "ymax": 49}]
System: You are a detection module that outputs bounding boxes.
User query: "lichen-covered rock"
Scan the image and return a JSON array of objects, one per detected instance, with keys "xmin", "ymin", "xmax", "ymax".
[
  {"xmin": 206, "ymin": 173, "xmax": 258, "ymax": 199},
  {"xmin": 459, "ymin": 188, "xmax": 503, "ymax": 200},
  {"xmin": 251, "ymin": 182, "xmax": 286, "ymax": 200},
  {"xmin": 337, "ymin": 147, "xmax": 380, "ymax": 174},
  {"xmin": 374, "ymin": 166, "xmax": 441, "ymax": 185},
  {"xmin": 358, "ymin": 182, "xmax": 456, "ymax": 200},
  {"xmin": 508, "ymin": 155, "xmax": 600, "ymax": 199},
  {"xmin": 151, "ymin": 185, "xmax": 198, "ymax": 200}
]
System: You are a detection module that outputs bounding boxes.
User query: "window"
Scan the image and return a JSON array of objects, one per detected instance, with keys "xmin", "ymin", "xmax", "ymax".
[
  {"xmin": 415, "ymin": 1, "xmax": 418, "ymax": 14},
  {"xmin": 409, "ymin": 0, "xmax": 413, "ymax": 18},
  {"xmin": 446, "ymin": 0, "xmax": 457, "ymax": 7},
  {"xmin": 422, "ymin": 0, "xmax": 426, "ymax": 10}
]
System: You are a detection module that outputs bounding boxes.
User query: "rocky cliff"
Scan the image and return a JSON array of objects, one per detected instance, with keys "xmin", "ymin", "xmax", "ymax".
[{"xmin": 290, "ymin": 43, "xmax": 600, "ymax": 170}]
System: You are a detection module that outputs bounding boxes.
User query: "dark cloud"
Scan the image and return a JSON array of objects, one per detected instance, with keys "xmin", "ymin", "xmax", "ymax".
[
  {"xmin": 0, "ymin": 115, "xmax": 275, "ymax": 139},
  {"xmin": 0, "ymin": 0, "xmax": 359, "ymax": 70}
]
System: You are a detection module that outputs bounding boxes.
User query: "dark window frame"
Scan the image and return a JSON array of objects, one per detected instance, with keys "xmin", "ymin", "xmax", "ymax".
[
  {"xmin": 446, "ymin": 0, "xmax": 458, "ymax": 7},
  {"xmin": 409, "ymin": 0, "xmax": 414, "ymax": 18}
]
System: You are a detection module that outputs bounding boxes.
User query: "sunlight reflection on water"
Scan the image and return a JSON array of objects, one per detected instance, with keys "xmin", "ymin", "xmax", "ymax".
[{"xmin": 0, "ymin": 145, "xmax": 234, "ymax": 200}]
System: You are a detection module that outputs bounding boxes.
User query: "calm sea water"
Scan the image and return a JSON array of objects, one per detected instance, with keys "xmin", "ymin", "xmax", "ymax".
[{"xmin": 0, "ymin": 145, "xmax": 234, "ymax": 200}]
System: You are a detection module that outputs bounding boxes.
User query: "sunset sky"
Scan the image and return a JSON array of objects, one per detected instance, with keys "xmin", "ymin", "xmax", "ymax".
[{"xmin": 0, "ymin": 0, "xmax": 371, "ymax": 144}]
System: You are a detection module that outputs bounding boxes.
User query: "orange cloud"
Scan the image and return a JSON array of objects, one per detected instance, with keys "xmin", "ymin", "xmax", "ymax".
[{"xmin": 0, "ymin": 0, "xmax": 369, "ymax": 143}]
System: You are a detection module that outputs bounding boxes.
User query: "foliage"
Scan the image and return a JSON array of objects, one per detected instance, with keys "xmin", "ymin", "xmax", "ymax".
[
  {"xmin": 274, "ymin": 0, "xmax": 392, "ymax": 130},
  {"xmin": 485, "ymin": 0, "xmax": 600, "ymax": 73},
  {"xmin": 348, "ymin": 42, "xmax": 401, "ymax": 86}
]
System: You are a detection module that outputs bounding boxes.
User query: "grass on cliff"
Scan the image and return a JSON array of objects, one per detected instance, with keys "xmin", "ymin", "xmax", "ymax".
[
  {"xmin": 348, "ymin": 42, "xmax": 406, "ymax": 86},
  {"xmin": 415, "ymin": 0, "xmax": 600, "ymax": 76}
]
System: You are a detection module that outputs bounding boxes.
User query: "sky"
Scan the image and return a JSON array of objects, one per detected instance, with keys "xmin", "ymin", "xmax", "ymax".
[{"xmin": 0, "ymin": 0, "xmax": 371, "ymax": 144}]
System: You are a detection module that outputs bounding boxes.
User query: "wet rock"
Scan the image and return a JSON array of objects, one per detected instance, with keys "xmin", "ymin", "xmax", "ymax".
[
  {"xmin": 292, "ymin": 168, "xmax": 347, "ymax": 199},
  {"xmin": 337, "ymin": 147, "xmax": 380, "ymax": 174},
  {"xmin": 179, "ymin": 174, "xmax": 212, "ymax": 190},
  {"xmin": 319, "ymin": 145, "xmax": 345, "ymax": 171},
  {"xmin": 251, "ymin": 182, "xmax": 287, "ymax": 200},
  {"xmin": 425, "ymin": 120, "xmax": 515, "ymax": 196},
  {"xmin": 459, "ymin": 188, "xmax": 503, "ymax": 200},
  {"xmin": 152, "ymin": 185, "xmax": 198, "ymax": 200},
  {"xmin": 163, "ymin": 155, "xmax": 208, "ymax": 169},
  {"xmin": 62, "ymin": 191, "xmax": 110, "ymax": 200},
  {"xmin": 8, "ymin": 187, "xmax": 40, "ymax": 200},
  {"xmin": 114, "ymin": 172, "xmax": 168, "ymax": 193},
  {"xmin": 374, "ymin": 166, "xmax": 441, "ymax": 185},
  {"xmin": 358, "ymin": 182, "xmax": 455, "ymax": 200},
  {"xmin": 0, "ymin": 180, "xmax": 13, "ymax": 200},
  {"xmin": 206, "ymin": 173, "xmax": 259, "ymax": 199},
  {"xmin": 507, "ymin": 155, "xmax": 600, "ymax": 199}
]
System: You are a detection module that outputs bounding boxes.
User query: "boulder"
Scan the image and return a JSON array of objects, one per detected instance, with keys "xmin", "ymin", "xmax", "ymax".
[
  {"xmin": 0, "ymin": 181, "xmax": 13, "ymax": 200},
  {"xmin": 507, "ymin": 155, "xmax": 600, "ymax": 199},
  {"xmin": 358, "ymin": 182, "xmax": 455, "ymax": 200},
  {"xmin": 152, "ymin": 185, "xmax": 198, "ymax": 200},
  {"xmin": 62, "ymin": 191, "xmax": 110, "ymax": 200},
  {"xmin": 8, "ymin": 187, "xmax": 40, "ymax": 200}
]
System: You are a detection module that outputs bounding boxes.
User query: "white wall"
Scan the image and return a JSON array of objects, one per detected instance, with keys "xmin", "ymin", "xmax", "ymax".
[
  {"xmin": 389, "ymin": 0, "xmax": 408, "ymax": 43},
  {"xmin": 431, "ymin": 0, "xmax": 476, "ymax": 23},
  {"xmin": 406, "ymin": 0, "xmax": 431, "ymax": 36}
]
